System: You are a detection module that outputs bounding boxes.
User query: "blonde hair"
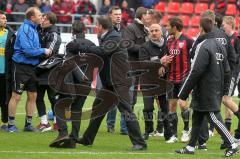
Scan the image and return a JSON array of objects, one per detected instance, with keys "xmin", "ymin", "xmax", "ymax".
[{"xmin": 223, "ymin": 16, "xmax": 236, "ymax": 29}]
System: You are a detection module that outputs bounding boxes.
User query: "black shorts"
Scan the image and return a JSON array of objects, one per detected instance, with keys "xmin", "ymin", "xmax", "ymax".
[
  {"xmin": 167, "ymin": 82, "xmax": 183, "ymax": 99},
  {"xmin": 12, "ymin": 62, "xmax": 37, "ymax": 94},
  {"xmin": 227, "ymin": 72, "xmax": 240, "ymax": 96}
]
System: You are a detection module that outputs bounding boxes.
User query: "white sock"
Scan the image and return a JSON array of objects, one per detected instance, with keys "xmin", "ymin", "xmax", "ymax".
[
  {"xmin": 40, "ymin": 115, "xmax": 48, "ymax": 125},
  {"xmin": 53, "ymin": 116, "xmax": 56, "ymax": 124},
  {"xmin": 231, "ymin": 143, "xmax": 238, "ymax": 149},
  {"xmin": 186, "ymin": 145, "xmax": 195, "ymax": 151}
]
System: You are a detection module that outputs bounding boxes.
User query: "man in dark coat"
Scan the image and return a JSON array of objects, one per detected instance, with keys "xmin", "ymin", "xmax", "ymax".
[
  {"xmin": 175, "ymin": 17, "xmax": 240, "ymax": 157},
  {"xmin": 190, "ymin": 10, "xmax": 240, "ymax": 150},
  {"xmin": 76, "ymin": 16, "xmax": 147, "ymax": 151},
  {"xmin": 49, "ymin": 21, "xmax": 96, "ymax": 148},
  {"xmin": 139, "ymin": 23, "xmax": 172, "ymax": 140},
  {"xmin": 0, "ymin": 10, "xmax": 15, "ymax": 131}
]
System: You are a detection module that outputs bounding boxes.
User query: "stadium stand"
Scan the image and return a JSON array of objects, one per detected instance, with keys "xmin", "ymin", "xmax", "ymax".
[
  {"xmin": 180, "ymin": 2, "xmax": 194, "ymax": 14},
  {"xmin": 2, "ymin": 0, "xmax": 239, "ymax": 38}
]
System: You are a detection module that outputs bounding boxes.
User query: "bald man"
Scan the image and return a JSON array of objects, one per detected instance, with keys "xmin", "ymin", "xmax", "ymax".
[
  {"xmin": 139, "ymin": 23, "xmax": 172, "ymax": 140},
  {"xmin": 8, "ymin": 7, "xmax": 52, "ymax": 132}
]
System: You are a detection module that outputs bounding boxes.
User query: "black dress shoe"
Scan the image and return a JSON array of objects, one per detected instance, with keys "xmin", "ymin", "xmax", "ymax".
[
  {"xmin": 142, "ymin": 133, "xmax": 149, "ymax": 140},
  {"xmin": 131, "ymin": 144, "xmax": 147, "ymax": 151},
  {"xmin": 76, "ymin": 137, "xmax": 92, "ymax": 146},
  {"xmin": 49, "ymin": 135, "xmax": 69, "ymax": 148},
  {"xmin": 57, "ymin": 138, "xmax": 76, "ymax": 149}
]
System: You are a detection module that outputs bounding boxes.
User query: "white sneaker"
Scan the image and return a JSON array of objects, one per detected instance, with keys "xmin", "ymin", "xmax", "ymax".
[
  {"xmin": 209, "ymin": 130, "xmax": 214, "ymax": 137},
  {"xmin": 153, "ymin": 131, "xmax": 164, "ymax": 137},
  {"xmin": 166, "ymin": 135, "xmax": 178, "ymax": 143},
  {"xmin": 181, "ymin": 130, "xmax": 190, "ymax": 143}
]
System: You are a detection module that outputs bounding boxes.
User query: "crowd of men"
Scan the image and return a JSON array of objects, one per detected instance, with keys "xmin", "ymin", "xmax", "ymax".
[{"xmin": 0, "ymin": 4, "xmax": 240, "ymax": 157}]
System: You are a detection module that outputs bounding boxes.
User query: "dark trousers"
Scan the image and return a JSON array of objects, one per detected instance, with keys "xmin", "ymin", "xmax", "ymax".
[
  {"xmin": 143, "ymin": 95, "xmax": 172, "ymax": 140},
  {"xmin": 189, "ymin": 110, "xmax": 235, "ymax": 147},
  {"xmin": 0, "ymin": 75, "xmax": 8, "ymax": 123},
  {"xmin": 106, "ymin": 106, "xmax": 128, "ymax": 132},
  {"xmin": 198, "ymin": 116, "xmax": 209, "ymax": 145},
  {"xmin": 82, "ymin": 85, "xmax": 146, "ymax": 146},
  {"xmin": 56, "ymin": 95, "xmax": 87, "ymax": 140},
  {"xmin": 36, "ymin": 85, "xmax": 57, "ymax": 117}
]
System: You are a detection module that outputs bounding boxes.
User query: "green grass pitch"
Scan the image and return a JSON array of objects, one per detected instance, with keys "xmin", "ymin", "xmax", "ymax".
[{"xmin": 0, "ymin": 93, "xmax": 239, "ymax": 159}]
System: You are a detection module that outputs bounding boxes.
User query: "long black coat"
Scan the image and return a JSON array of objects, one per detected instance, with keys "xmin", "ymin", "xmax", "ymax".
[
  {"xmin": 122, "ymin": 20, "xmax": 148, "ymax": 61},
  {"xmin": 81, "ymin": 28, "xmax": 124, "ymax": 87},
  {"xmin": 179, "ymin": 32, "xmax": 231, "ymax": 112},
  {"xmin": 4, "ymin": 26, "xmax": 15, "ymax": 105}
]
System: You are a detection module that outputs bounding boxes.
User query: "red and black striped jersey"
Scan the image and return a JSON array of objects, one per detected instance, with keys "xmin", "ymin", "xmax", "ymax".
[
  {"xmin": 230, "ymin": 32, "xmax": 240, "ymax": 56},
  {"xmin": 167, "ymin": 34, "xmax": 194, "ymax": 83}
]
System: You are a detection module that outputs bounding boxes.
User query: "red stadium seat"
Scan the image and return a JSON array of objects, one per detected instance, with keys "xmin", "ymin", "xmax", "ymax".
[
  {"xmin": 162, "ymin": 15, "xmax": 172, "ymax": 26},
  {"xmin": 180, "ymin": 15, "xmax": 190, "ymax": 26},
  {"xmin": 187, "ymin": 28, "xmax": 200, "ymax": 38},
  {"xmin": 191, "ymin": 16, "xmax": 200, "ymax": 27},
  {"xmin": 168, "ymin": 2, "xmax": 180, "ymax": 14},
  {"xmin": 181, "ymin": 3, "xmax": 194, "ymax": 14},
  {"xmin": 154, "ymin": 2, "xmax": 166, "ymax": 13},
  {"xmin": 226, "ymin": 4, "xmax": 237, "ymax": 15},
  {"xmin": 228, "ymin": 0, "xmax": 236, "ymax": 3},
  {"xmin": 195, "ymin": 3, "xmax": 208, "ymax": 14},
  {"xmin": 210, "ymin": 3, "xmax": 215, "ymax": 11}
]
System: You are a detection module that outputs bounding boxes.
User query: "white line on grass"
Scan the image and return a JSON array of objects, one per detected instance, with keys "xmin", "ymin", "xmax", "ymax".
[{"xmin": 0, "ymin": 150, "xmax": 220, "ymax": 155}]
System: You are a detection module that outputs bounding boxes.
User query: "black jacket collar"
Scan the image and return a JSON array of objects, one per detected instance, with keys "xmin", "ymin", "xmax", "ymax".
[{"xmin": 43, "ymin": 25, "xmax": 59, "ymax": 34}]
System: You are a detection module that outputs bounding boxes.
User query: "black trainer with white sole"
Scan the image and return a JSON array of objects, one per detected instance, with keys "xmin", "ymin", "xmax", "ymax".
[
  {"xmin": 225, "ymin": 145, "xmax": 240, "ymax": 157},
  {"xmin": 175, "ymin": 147, "xmax": 194, "ymax": 154}
]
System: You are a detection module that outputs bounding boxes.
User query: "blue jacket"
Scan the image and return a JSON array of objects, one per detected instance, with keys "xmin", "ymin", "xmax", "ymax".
[{"xmin": 13, "ymin": 19, "xmax": 45, "ymax": 66}]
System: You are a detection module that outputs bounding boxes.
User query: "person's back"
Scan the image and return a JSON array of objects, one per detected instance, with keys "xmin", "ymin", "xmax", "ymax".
[
  {"xmin": 190, "ymin": 32, "xmax": 229, "ymax": 112},
  {"xmin": 176, "ymin": 17, "xmax": 240, "ymax": 158},
  {"xmin": 66, "ymin": 34, "xmax": 95, "ymax": 57},
  {"xmin": 190, "ymin": 11, "xmax": 236, "ymax": 72}
]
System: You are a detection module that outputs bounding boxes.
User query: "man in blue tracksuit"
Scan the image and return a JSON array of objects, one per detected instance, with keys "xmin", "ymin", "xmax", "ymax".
[{"xmin": 7, "ymin": 7, "xmax": 52, "ymax": 132}]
